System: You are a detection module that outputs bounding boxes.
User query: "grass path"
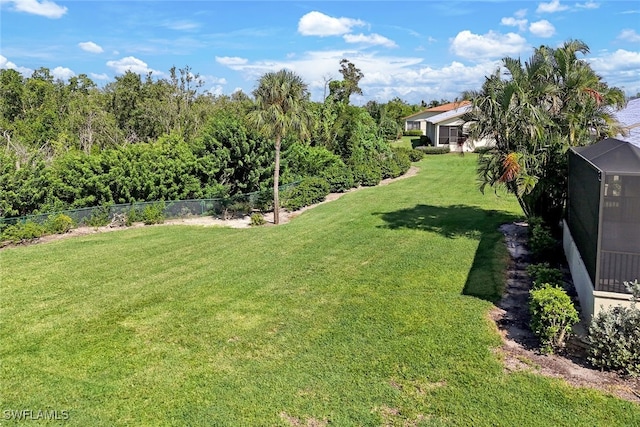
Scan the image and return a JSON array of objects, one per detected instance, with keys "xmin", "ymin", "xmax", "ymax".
[{"xmin": 1, "ymin": 155, "xmax": 638, "ymax": 426}]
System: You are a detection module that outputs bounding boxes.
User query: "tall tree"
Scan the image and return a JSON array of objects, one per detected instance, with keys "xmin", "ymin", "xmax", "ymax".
[
  {"xmin": 248, "ymin": 69, "xmax": 311, "ymax": 224},
  {"xmin": 465, "ymin": 40, "xmax": 626, "ymax": 226},
  {"xmin": 328, "ymin": 59, "xmax": 363, "ymax": 104}
]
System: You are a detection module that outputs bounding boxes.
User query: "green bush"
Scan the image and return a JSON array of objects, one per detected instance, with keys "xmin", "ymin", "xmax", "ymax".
[
  {"xmin": 283, "ymin": 177, "xmax": 330, "ymax": 211},
  {"xmin": 527, "ymin": 263, "xmax": 564, "ymax": 290},
  {"xmin": 474, "ymin": 146, "xmax": 495, "ymax": 155},
  {"xmin": 320, "ymin": 165, "xmax": 355, "ymax": 193},
  {"xmin": 1, "ymin": 220, "xmax": 46, "ymax": 243},
  {"xmin": 125, "ymin": 207, "xmax": 140, "ymax": 226},
  {"xmin": 86, "ymin": 205, "xmax": 111, "ymax": 227},
  {"xmin": 380, "ymin": 149, "xmax": 411, "ymax": 180},
  {"xmin": 529, "ymin": 285, "xmax": 579, "ymax": 354},
  {"xmin": 352, "ymin": 161, "xmax": 382, "ymax": 187},
  {"xmin": 408, "ymin": 148, "xmax": 424, "ymax": 162},
  {"xmin": 45, "ymin": 214, "xmax": 75, "ymax": 234},
  {"xmin": 403, "ymin": 130, "xmax": 423, "ymax": 137},
  {"xmin": 142, "ymin": 202, "xmax": 165, "ymax": 225},
  {"xmin": 249, "ymin": 213, "xmax": 266, "ymax": 226},
  {"xmin": 416, "ymin": 146, "xmax": 450, "ymax": 155},
  {"xmin": 528, "ymin": 218, "xmax": 558, "ymax": 262},
  {"xmin": 588, "ymin": 279, "xmax": 640, "ymax": 377}
]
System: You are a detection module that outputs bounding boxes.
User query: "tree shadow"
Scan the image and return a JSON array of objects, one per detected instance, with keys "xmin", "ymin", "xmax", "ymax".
[{"xmin": 375, "ymin": 204, "xmax": 520, "ymax": 303}]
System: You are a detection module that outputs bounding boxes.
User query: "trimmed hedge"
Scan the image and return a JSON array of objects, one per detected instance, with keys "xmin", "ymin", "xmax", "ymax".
[
  {"xmin": 529, "ymin": 284, "xmax": 579, "ymax": 354},
  {"xmin": 416, "ymin": 145, "xmax": 450, "ymax": 155},
  {"xmin": 283, "ymin": 177, "xmax": 330, "ymax": 211},
  {"xmin": 403, "ymin": 130, "xmax": 423, "ymax": 137}
]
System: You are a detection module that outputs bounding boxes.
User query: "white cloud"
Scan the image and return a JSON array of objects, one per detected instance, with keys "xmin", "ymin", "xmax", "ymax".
[
  {"xmin": 588, "ymin": 49, "xmax": 640, "ymax": 96},
  {"xmin": 343, "ymin": 33, "xmax": 397, "ymax": 48},
  {"xmin": 529, "ymin": 20, "xmax": 556, "ymax": 37},
  {"xmin": 215, "ymin": 56, "xmax": 248, "ymax": 66},
  {"xmin": 78, "ymin": 41, "xmax": 104, "ymax": 54},
  {"xmin": 0, "ymin": 54, "xmax": 33, "ymax": 76},
  {"xmin": 106, "ymin": 56, "xmax": 158, "ymax": 75},
  {"xmin": 201, "ymin": 75, "xmax": 227, "ymax": 85},
  {"xmin": 536, "ymin": 0, "xmax": 569, "ymax": 13},
  {"xmin": 298, "ymin": 11, "xmax": 365, "ymax": 37},
  {"xmin": 208, "ymin": 85, "xmax": 224, "ymax": 96},
  {"xmin": 5, "ymin": 0, "xmax": 67, "ymax": 18},
  {"xmin": 90, "ymin": 73, "xmax": 109, "ymax": 81},
  {"xmin": 575, "ymin": 1, "xmax": 599, "ymax": 9},
  {"xmin": 618, "ymin": 29, "xmax": 640, "ymax": 43},
  {"xmin": 501, "ymin": 17, "xmax": 528, "ymax": 32},
  {"xmin": 51, "ymin": 66, "xmax": 74, "ymax": 81},
  {"xmin": 163, "ymin": 20, "xmax": 200, "ymax": 31},
  {"xmin": 450, "ymin": 30, "xmax": 528, "ymax": 61}
]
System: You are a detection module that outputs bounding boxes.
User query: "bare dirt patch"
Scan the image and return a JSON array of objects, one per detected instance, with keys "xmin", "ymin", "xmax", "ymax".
[{"xmin": 495, "ymin": 222, "xmax": 640, "ymax": 403}]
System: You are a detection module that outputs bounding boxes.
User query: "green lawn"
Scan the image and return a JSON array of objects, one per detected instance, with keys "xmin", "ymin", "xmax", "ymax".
[
  {"xmin": 1, "ymin": 154, "xmax": 638, "ymax": 426},
  {"xmin": 389, "ymin": 135, "xmax": 416, "ymax": 149}
]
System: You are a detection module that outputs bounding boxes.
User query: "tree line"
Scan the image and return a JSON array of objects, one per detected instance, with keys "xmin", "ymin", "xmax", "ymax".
[{"xmin": 0, "ymin": 60, "xmax": 423, "ymax": 220}]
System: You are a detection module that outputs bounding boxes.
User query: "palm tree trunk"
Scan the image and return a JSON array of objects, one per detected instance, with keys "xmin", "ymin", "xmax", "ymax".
[{"xmin": 273, "ymin": 136, "xmax": 281, "ymax": 224}]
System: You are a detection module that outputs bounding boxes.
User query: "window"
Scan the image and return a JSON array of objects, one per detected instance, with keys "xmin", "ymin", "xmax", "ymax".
[
  {"xmin": 406, "ymin": 121, "xmax": 420, "ymax": 131},
  {"xmin": 439, "ymin": 126, "xmax": 462, "ymax": 145}
]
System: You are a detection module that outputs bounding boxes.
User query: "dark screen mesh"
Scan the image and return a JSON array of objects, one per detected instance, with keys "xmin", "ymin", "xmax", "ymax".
[
  {"xmin": 599, "ymin": 174, "xmax": 640, "ymax": 292},
  {"xmin": 567, "ymin": 150, "xmax": 601, "ymax": 287}
]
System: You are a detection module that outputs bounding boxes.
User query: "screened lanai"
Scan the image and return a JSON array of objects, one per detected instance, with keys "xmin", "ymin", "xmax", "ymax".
[{"xmin": 565, "ymin": 138, "xmax": 640, "ymax": 317}]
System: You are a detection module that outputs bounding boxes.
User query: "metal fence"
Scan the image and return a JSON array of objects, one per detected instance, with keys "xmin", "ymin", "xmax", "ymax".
[{"xmin": 0, "ymin": 182, "xmax": 298, "ymax": 228}]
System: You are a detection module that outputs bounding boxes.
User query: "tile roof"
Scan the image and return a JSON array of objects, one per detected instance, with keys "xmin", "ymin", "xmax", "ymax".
[
  {"xmin": 613, "ymin": 98, "xmax": 640, "ymax": 148},
  {"xmin": 403, "ymin": 100, "xmax": 471, "ymax": 119},
  {"xmin": 426, "ymin": 104, "xmax": 472, "ymax": 124}
]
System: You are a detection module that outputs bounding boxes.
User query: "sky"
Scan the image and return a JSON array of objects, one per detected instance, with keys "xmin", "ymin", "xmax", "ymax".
[{"xmin": 1, "ymin": 0, "xmax": 639, "ymax": 105}]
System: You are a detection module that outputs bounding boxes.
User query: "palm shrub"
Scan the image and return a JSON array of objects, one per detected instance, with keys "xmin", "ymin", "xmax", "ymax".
[
  {"xmin": 529, "ymin": 284, "xmax": 580, "ymax": 354},
  {"xmin": 588, "ymin": 279, "xmax": 640, "ymax": 377}
]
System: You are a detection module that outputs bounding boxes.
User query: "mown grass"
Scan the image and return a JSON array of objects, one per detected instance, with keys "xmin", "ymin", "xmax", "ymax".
[{"xmin": 1, "ymin": 154, "xmax": 638, "ymax": 426}]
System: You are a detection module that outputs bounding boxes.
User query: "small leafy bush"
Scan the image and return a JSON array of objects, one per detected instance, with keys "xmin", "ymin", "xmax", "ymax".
[
  {"xmin": 528, "ymin": 217, "xmax": 558, "ymax": 262},
  {"xmin": 142, "ymin": 202, "xmax": 165, "ymax": 225},
  {"xmin": 527, "ymin": 263, "xmax": 564, "ymax": 290},
  {"xmin": 125, "ymin": 207, "xmax": 140, "ymax": 226},
  {"xmin": 416, "ymin": 146, "xmax": 450, "ymax": 155},
  {"xmin": 1, "ymin": 220, "xmax": 46, "ymax": 243},
  {"xmin": 86, "ymin": 205, "xmax": 111, "ymax": 227},
  {"xmin": 321, "ymin": 165, "xmax": 355, "ymax": 193},
  {"xmin": 403, "ymin": 130, "xmax": 423, "ymax": 137},
  {"xmin": 588, "ymin": 279, "xmax": 640, "ymax": 377},
  {"xmin": 283, "ymin": 177, "xmax": 330, "ymax": 211},
  {"xmin": 381, "ymin": 149, "xmax": 411, "ymax": 179},
  {"xmin": 408, "ymin": 148, "xmax": 424, "ymax": 162},
  {"xmin": 249, "ymin": 213, "xmax": 266, "ymax": 226},
  {"xmin": 45, "ymin": 214, "xmax": 74, "ymax": 234},
  {"xmin": 529, "ymin": 284, "xmax": 579, "ymax": 354}
]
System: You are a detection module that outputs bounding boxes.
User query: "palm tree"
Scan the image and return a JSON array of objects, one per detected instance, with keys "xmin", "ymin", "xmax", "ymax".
[
  {"xmin": 465, "ymin": 40, "xmax": 625, "ymax": 226},
  {"xmin": 248, "ymin": 69, "xmax": 311, "ymax": 224}
]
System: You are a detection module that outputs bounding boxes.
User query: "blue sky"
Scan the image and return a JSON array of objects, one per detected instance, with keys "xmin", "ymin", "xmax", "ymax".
[{"xmin": 1, "ymin": 0, "xmax": 639, "ymax": 104}]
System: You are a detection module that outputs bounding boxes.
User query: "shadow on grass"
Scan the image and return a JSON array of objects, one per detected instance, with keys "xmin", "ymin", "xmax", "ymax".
[{"xmin": 375, "ymin": 204, "xmax": 520, "ymax": 303}]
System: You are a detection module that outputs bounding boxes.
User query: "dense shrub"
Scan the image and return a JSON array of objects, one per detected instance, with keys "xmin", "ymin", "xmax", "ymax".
[
  {"xmin": 282, "ymin": 143, "xmax": 344, "ymax": 182},
  {"xmin": 352, "ymin": 161, "xmax": 382, "ymax": 187},
  {"xmin": 527, "ymin": 263, "xmax": 564, "ymax": 289},
  {"xmin": 380, "ymin": 149, "xmax": 411, "ymax": 179},
  {"xmin": 1, "ymin": 220, "xmax": 46, "ymax": 243},
  {"xmin": 403, "ymin": 130, "xmax": 423, "ymax": 137},
  {"xmin": 142, "ymin": 202, "xmax": 166, "ymax": 225},
  {"xmin": 283, "ymin": 177, "xmax": 330, "ymax": 211},
  {"xmin": 45, "ymin": 213, "xmax": 74, "ymax": 234},
  {"xmin": 528, "ymin": 217, "xmax": 559, "ymax": 262},
  {"xmin": 320, "ymin": 165, "xmax": 355, "ymax": 193},
  {"xmin": 588, "ymin": 279, "xmax": 640, "ymax": 377},
  {"xmin": 529, "ymin": 285, "xmax": 579, "ymax": 354},
  {"xmin": 86, "ymin": 205, "xmax": 111, "ymax": 227},
  {"xmin": 473, "ymin": 146, "xmax": 495, "ymax": 155},
  {"xmin": 408, "ymin": 149, "xmax": 424, "ymax": 162},
  {"xmin": 125, "ymin": 207, "xmax": 141, "ymax": 226},
  {"xmin": 250, "ymin": 213, "xmax": 266, "ymax": 226},
  {"xmin": 416, "ymin": 146, "xmax": 450, "ymax": 155},
  {"xmin": 419, "ymin": 135, "xmax": 432, "ymax": 146}
]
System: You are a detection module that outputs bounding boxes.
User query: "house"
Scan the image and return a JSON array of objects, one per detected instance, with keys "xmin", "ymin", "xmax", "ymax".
[
  {"xmin": 403, "ymin": 100, "xmax": 492, "ymax": 152},
  {"xmin": 564, "ymin": 138, "xmax": 640, "ymax": 321}
]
